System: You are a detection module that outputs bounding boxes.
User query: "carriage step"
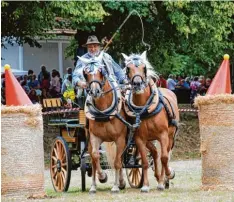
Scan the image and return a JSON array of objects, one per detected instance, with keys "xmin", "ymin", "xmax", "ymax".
[
  {"xmin": 66, "ymin": 123, "xmax": 85, "ymax": 128},
  {"xmin": 48, "ymin": 119, "xmax": 79, "ymax": 126}
]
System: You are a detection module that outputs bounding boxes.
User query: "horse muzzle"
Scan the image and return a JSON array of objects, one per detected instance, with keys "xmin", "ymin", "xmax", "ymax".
[
  {"xmin": 131, "ymin": 75, "xmax": 145, "ymax": 93},
  {"xmin": 90, "ymin": 88, "xmax": 102, "ymax": 98}
]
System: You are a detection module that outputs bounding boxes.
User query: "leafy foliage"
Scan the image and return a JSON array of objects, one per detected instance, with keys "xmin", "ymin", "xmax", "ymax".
[
  {"xmin": 1, "ymin": 1, "xmax": 107, "ymax": 47},
  {"xmin": 1, "ymin": 1, "xmax": 234, "ymax": 76}
]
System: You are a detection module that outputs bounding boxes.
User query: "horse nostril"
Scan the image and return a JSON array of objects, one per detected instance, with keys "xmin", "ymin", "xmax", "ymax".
[
  {"xmin": 95, "ymin": 89, "xmax": 99, "ymax": 95},
  {"xmin": 133, "ymin": 80, "xmax": 141, "ymax": 86}
]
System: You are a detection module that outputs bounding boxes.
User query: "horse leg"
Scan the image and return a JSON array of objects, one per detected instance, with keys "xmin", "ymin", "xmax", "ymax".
[
  {"xmin": 146, "ymin": 141, "xmax": 160, "ymax": 183},
  {"xmin": 119, "ymin": 168, "xmax": 126, "ymax": 190},
  {"xmin": 89, "ymin": 134, "xmax": 107, "ymax": 194},
  {"xmin": 111, "ymin": 136, "xmax": 126, "ymax": 193},
  {"xmin": 135, "ymin": 137, "xmax": 150, "ymax": 193},
  {"xmin": 157, "ymin": 133, "xmax": 174, "ymax": 191},
  {"xmin": 167, "ymin": 128, "xmax": 177, "ymax": 179},
  {"xmin": 88, "ymin": 140, "xmax": 97, "ymax": 194}
]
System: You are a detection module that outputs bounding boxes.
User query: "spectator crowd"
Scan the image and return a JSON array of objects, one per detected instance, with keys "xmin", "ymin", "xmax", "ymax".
[
  {"xmin": 1, "ymin": 64, "xmax": 212, "ymax": 107},
  {"xmin": 1, "ymin": 65, "xmax": 73, "ymax": 105},
  {"xmin": 157, "ymin": 74, "xmax": 212, "ymax": 106}
]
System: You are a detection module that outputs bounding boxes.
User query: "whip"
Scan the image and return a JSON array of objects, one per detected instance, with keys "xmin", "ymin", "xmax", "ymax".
[{"xmin": 103, "ymin": 9, "xmax": 151, "ymax": 51}]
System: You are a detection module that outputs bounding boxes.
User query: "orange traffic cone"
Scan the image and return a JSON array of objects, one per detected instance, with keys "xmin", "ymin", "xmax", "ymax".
[
  {"xmin": 4, "ymin": 64, "xmax": 32, "ymax": 106},
  {"xmin": 207, "ymin": 54, "xmax": 232, "ymax": 95}
]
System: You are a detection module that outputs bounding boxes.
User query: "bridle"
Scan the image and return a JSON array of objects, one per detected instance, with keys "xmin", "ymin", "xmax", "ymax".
[
  {"xmin": 83, "ymin": 64, "xmax": 118, "ymax": 97},
  {"xmin": 126, "ymin": 60, "xmax": 148, "ymax": 92}
]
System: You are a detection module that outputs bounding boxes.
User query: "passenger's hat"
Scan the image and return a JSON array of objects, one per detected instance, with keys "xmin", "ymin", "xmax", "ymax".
[{"xmin": 82, "ymin": 35, "xmax": 101, "ymax": 47}]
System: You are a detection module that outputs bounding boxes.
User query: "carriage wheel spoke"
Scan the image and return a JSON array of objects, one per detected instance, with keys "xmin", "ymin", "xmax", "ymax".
[
  {"xmin": 59, "ymin": 144, "xmax": 64, "ymax": 160},
  {"xmin": 53, "ymin": 148, "xmax": 59, "ymax": 159},
  {"xmin": 62, "ymin": 167, "xmax": 67, "ymax": 177},
  {"xmin": 52, "ymin": 169, "xmax": 57, "ymax": 179},
  {"xmin": 61, "ymin": 163, "xmax": 67, "ymax": 167},
  {"xmin": 55, "ymin": 173, "xmax": 59, "ymax": 187},
  {"xmin": 55, "ymin": 142, "xmax": 60, "ymax": 157},
  {"xmin": 58, "ymin": 173, "xmax": 62, "ymax": 190},
  {"xmin": 51, "ymin": 164, "xmax": 57, "ymax": 169},
  {"xmin": 137, "ymin": 168, "xmax": 141, "ymax": 180},
  {"xmin": 132, "ymin": 169, "xmax": 136, "ymax": 185},
  {"xmin": 61, "ymin": 153, "xmax": 66, "ymax": 162},
  {"xmin": 61, "ymin": 170, "xmax": 65, "ymax": 184},
  {"xmin": 135, "ymin": 169, "xmax": 139, "ymax": 184},
  {"xmin": 52, "ymin": 156, "xmax": 57, "ymax": 162},
  {"xmin": 129, "ymin": 169, "xmax": 133, "ymax": 177},
  {"xmin": 57, "ymin": 173, "xmax": 60, "ymax": 190},
  {"xmin": 135, "ymin": 169, "xmax": 138, "ymax": 185},
  {"xmin": 59, "ymin": 172, "xmax": 64, "ymax": 190}
]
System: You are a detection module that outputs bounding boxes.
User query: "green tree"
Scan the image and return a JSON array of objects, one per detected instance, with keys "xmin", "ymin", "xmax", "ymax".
[
  {"xmin": 2, "ymin": 1, "xmax": 233, "ymax": 76},
  {"xmin": 1, "ymin": 1, "xmax": 107, "ymax": 48}
]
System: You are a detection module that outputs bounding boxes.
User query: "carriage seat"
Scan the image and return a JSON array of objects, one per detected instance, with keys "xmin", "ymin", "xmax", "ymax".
[
  {"xmin": 43, "ymin": 98, "xmax": 85, "ymax": 127},
  {"xmin": 43, "ymin": 98, "xmax": 62, "ymax": 109}
]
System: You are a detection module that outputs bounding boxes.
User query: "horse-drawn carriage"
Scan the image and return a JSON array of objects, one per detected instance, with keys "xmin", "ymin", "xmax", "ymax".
[
  {"xmin": 42, "ymin": 97, "xmax": 147, "ymax": 192},
  {"xmin": 43, "ymin": 51, "xmax": 178, "ymax": 193}
]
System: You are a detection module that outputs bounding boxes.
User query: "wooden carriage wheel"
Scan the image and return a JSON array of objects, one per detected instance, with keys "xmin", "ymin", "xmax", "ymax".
[
  {"xmin": 50, "ymin": 136, "xmax": 71, "ymax": 192},
  {"xmin": 126, "ymin": 166, "xmax": 143, "ymax": 188},
  {"xmin": 125, "ymin": 146, "xmax": 144, "ymax": 188}
]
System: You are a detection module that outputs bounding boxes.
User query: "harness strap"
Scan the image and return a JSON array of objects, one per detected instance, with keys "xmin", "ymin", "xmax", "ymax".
[
  {"xmin": 159, "ymin": 95, "xmax": 178, "ymax": 127},
  {"xmin": 159, "ymin": 94, "xmax": 178, "ymax": 149}
]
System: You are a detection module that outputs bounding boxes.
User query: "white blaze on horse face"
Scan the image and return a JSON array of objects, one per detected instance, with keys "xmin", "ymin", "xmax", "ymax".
[{"xmin": 90, "ymin": 74, "xmax": 102, "ymax": 98}]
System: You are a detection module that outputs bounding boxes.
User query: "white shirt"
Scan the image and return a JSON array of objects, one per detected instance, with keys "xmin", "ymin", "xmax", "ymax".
[{"xmin": 167, "ymin": 78, "xmax": 177, "ymax": 90}]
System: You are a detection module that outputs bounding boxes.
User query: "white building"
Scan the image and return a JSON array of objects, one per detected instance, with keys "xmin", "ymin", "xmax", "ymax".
[{"xmin": 1, "ymin": 35, "xmax": 75, "ymax": 78}]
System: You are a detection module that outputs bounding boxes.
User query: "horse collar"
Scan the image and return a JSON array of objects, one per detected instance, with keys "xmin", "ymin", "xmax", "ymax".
[{"xmin": 85, "ymin": 80, "xmax": 122, "ymax": 121}]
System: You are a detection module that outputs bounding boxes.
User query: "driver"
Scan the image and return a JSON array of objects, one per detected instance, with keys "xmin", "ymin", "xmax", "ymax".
[{"xmin": 73, "ymin": 35, "xmax": 127, "ymax": 90}]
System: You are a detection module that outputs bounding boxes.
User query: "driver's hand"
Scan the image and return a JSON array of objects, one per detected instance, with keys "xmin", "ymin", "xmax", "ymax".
[{"xmin": 77, "ymin": 81, "xmax": 87, "ymax": 89}]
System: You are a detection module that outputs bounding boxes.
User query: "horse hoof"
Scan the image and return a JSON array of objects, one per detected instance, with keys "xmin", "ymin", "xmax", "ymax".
[
  {"xmin": 89, "ymin": 187, "xmax": 96, "ymax": 194},
  {"xmin": 167, "ymin": 168, "xmax": 175, "ymax": 180},
  {"xmin": 99, "ymin": 172, "xmax": 108, "ymax": 183},
  {"xmin": 157, "ymin": 184, "xmax": 165, "ymax": 191},
  {"xmin": 111, "ymin": 186, "xmax": 120, "ymax": 193},
  {"xmin": 140, "ymin": 186, "xmax": 150, "ymax": 193},
  {"xmin": 119, "ymin": 180, "xmax": 126, "ymax": 190},
  {"xmin": 89, "ymin": 190, "xmax": 96, "ymax": 194}
]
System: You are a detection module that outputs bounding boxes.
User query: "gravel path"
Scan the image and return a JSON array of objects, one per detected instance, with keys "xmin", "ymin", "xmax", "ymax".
[
  {"xmin": 43, "ymin": 160, "xmax": 234, "ymax": 201},
  {"xmin": 3, "ymin": 160, "xmax": 234, "ymax": 202}
]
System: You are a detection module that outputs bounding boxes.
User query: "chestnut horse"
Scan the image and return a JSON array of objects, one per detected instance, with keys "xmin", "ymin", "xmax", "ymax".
[
  {"xmin": 78, "ymin": 52, "xmax": 127, "ymax": 193},
  {"xmin": 122, "ymin": 51, "xmax": 179, "ymax": 192}
]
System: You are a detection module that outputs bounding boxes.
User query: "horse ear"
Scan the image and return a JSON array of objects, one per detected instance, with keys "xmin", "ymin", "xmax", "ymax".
[
  {"xmin": 96, "ymin": 51, "xmax": 104, "ymax": 62},
  {"xmin": 141, "ymin": 51, "xmax": 147, "ymax": 60},
  {"xmin": 77, "ymin": 56, "xmax": 90, "ymax": 64},
  {"xmin": 121, "ymin": 53, "xmax": 129, "ymax": 61}
]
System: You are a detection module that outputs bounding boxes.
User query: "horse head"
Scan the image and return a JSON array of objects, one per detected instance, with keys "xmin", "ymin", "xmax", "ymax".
[
  {"xmin": 122, "ymin": 51, "xmax": 158, "ymax": 93},
  {"xmin": 122, "ymin": 51, "xmax": 151, "ymax": 93},
  {"xmin": 78, "ymin": 51, "xmax": 107, "ymax": 98}
]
